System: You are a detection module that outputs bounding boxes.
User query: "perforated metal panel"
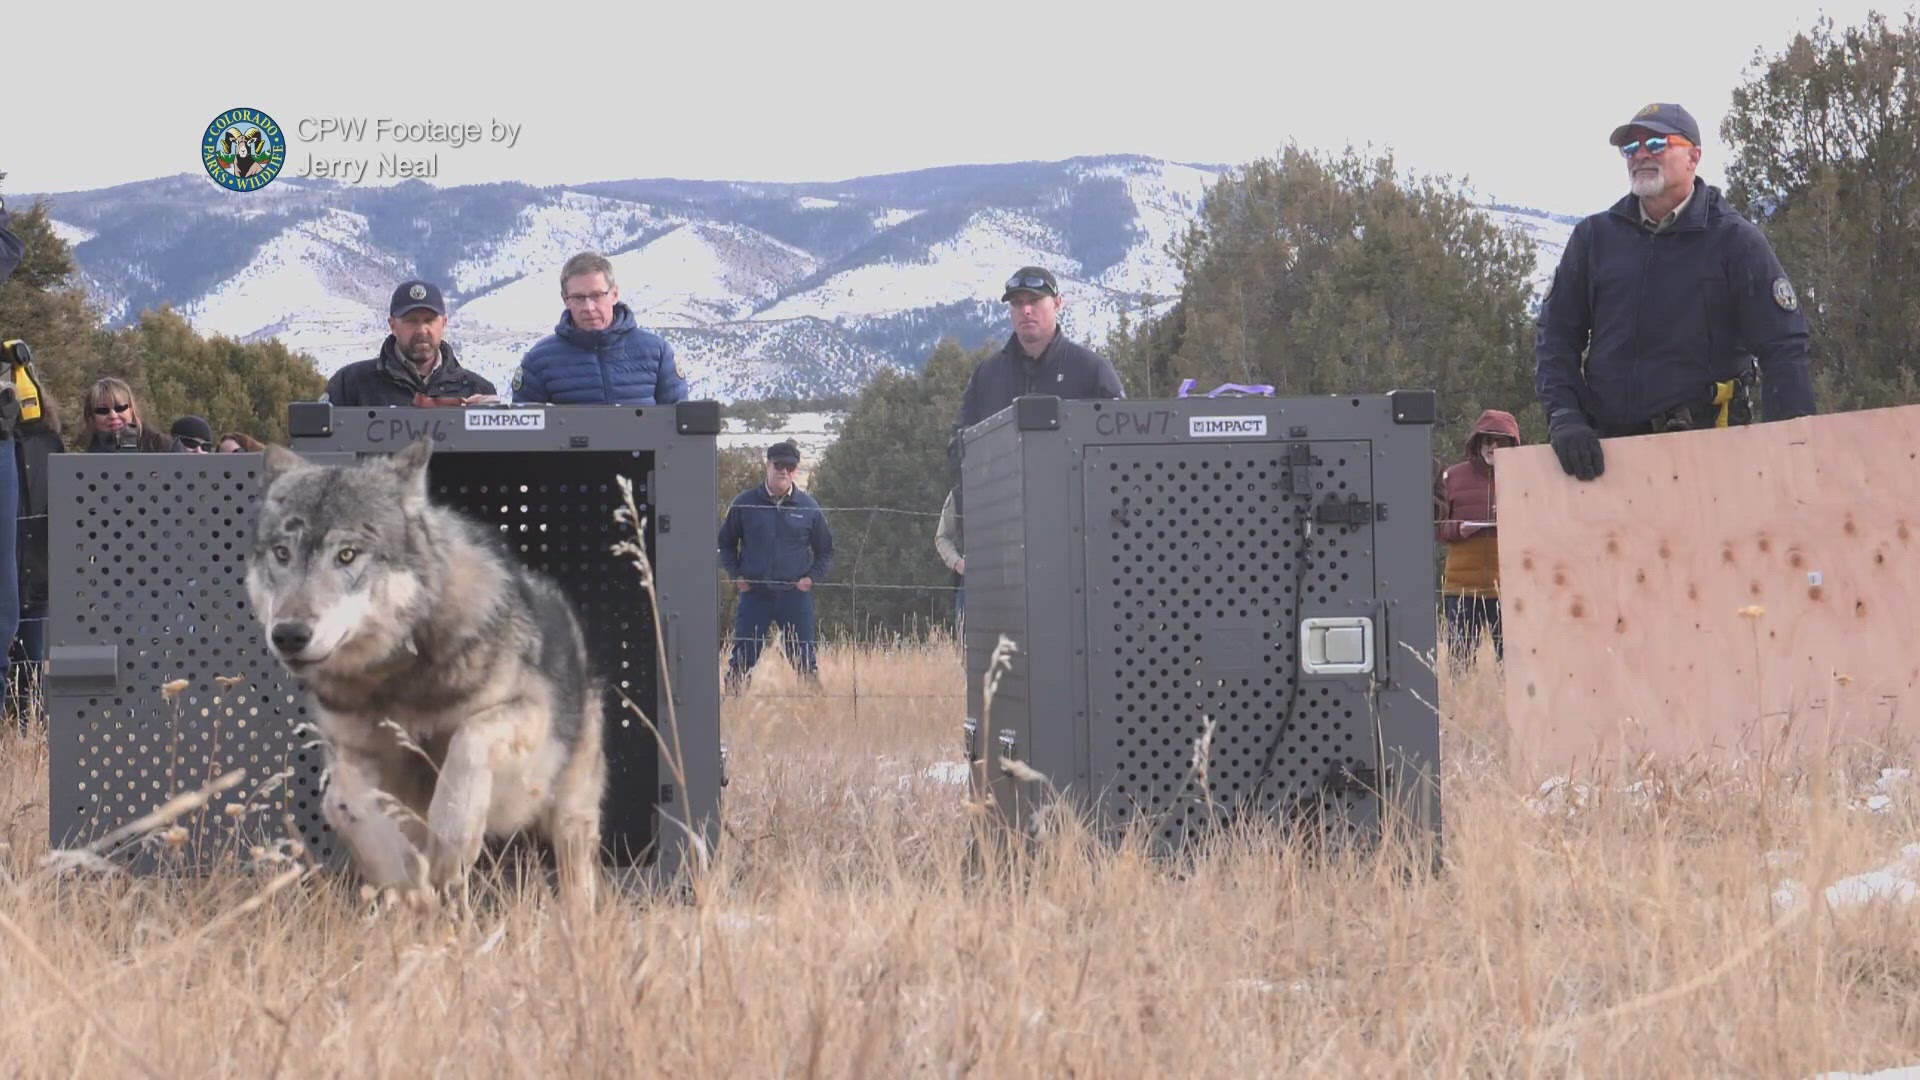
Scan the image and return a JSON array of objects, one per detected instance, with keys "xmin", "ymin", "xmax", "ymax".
[
  {"xmin": 49, "ymin": 404, "xmax": 725, "ymax": 878},
  {"xmin": 961, "ymin": 394, "xmax": 1439, "ymax": 857},
  {"xmin": 961, "ymin": 417, "xmax": 1031, "ymax": 738},
  {"xmin": 1083, "ymin": 441, "xmax": 1377, "ymax": 847},
  {"xmin": 426, "ymin": 451, "xmax": 660, "ymax": 864},
  {"xmin": 49, "ymin": 456, "xmax": 334, "ymax": 869}
]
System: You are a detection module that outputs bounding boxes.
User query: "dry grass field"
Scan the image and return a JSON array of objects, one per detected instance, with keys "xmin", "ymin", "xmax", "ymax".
[{"xmin": 3, "ymin": 633, "xmax": 1920, "ymax": 1077}]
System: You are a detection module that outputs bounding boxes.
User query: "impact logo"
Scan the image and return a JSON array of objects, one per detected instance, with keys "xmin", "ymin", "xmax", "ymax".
[{"xmin": 202, "ymin": 109, "xmax": 286, "ymax": 192}]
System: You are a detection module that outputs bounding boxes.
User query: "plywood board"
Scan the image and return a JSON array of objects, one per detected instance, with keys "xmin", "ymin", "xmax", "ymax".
[{"xmin": 1497, "ymin": 405, "xmax": 1920, "ymax": 776}]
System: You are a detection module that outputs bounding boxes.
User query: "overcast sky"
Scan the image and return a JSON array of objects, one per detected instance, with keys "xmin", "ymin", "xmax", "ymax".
[{"xmin": 3, "ymin": 0, "xmax": 1901, "ymax": 214}]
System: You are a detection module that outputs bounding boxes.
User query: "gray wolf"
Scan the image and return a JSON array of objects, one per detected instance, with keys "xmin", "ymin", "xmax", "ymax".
[{"xmin": 247, "ymin": 439, "xmax": 604, "ymax": 910}]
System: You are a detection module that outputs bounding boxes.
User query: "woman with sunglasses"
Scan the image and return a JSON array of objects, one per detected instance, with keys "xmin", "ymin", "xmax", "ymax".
[
  {"xmin": 217, "ymin": 431, "xmax": 264, "ymax": 453},
  {"xmin": 80, "ymin": 377, "xmax": 170, "ymax": 453}
]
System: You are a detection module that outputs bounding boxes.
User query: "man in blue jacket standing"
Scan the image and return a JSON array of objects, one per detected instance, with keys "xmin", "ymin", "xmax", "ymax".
[
  {"xmin": 1536, "ymin": 102, "xmax": 1816, "ymax": 481},
  {"xmin": 717, "ymin": 440, "xmax": 834, "ymax": 691},
  {"xmin": 513, "ymin": 252, "xmax": 689, "ymax": 405}
]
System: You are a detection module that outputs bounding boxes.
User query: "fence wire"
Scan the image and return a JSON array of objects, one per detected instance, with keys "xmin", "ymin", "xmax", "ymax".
[{"xmin": 6, "ymin": 486, "xmax": 1455, "ymax": 717}]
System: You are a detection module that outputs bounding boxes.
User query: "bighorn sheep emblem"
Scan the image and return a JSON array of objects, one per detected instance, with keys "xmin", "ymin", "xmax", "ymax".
[{"xmin": 220, "ymin": 127, "xmax": 269, "ymax": 178}]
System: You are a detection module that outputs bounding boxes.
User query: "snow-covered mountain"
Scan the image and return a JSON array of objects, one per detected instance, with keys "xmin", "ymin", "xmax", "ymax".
[{"xmin": 28, "ymin": 157, "xmax": 1572, "ymax": 401}]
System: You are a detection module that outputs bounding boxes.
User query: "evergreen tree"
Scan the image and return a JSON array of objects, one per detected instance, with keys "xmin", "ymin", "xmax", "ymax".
[
  {"xmin": 808, "ymin": 338, "xmax": 983, "ymax": 639},
  {"xmin": 1722, "ymin": 12, "xmax": 1920, "ymax": 412},
  {"xmin": 120, "ymin": 308, "xmax": 325, "ymax": 446},
  {"xmin": 1107, "ymin": 147, "xmax": 1541, "ymax": 450},
  {"xmin": 0, "ymin": 179, "xmax": 325, "ymax": 444},
  {"xmin": 0, "ymin": 198, "xmax": 101, "ymax": 430}
]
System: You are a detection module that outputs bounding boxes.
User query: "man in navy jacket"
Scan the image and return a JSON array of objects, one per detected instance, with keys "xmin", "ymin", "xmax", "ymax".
[
  {"xmin": 512, "ymin": 252, "xmax": 688, "ymax": 405},
  {"xmin": 1536, "ymin": 102, "xmax": 1815, "ymax": 481},
  {"xmin": 717, "ymin": 440, "xmax": 834, "ymax": 690}
]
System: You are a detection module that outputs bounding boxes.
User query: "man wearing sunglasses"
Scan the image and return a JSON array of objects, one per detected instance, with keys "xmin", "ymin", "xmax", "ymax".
[
  {"xmin": 169, "ymin": 415, "xmax": 215, "ymax": 453},
  {"xmin": 717, "ymin": 440, "xmax": 835, "ymax": 691},
  {"xmin": 1535, "ymin": 102, "xmax": 1815, "ymax": 481},
  {"xmin": 322, "ymin": 280, "xmax": 501, "ymax": 407},
  {"xmin": 949, "ymin": 266, "xmax": 1125, "ymax": 474}
]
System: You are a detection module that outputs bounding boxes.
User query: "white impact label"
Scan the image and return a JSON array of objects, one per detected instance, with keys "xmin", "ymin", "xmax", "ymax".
[
  {"xmin": 464, "ymin": 409, "xmax": 546, "ymax": 431},
  {"xmin": 1188, "ymin": 415, "xmax": 1267, "ymax": 438}
]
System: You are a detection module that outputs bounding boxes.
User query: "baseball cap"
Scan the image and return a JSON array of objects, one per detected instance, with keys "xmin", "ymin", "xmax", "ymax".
[
  {"xmin": 170, "ymin": 415, "xmax": 214, "ymax": 449},
  {"xmin": 1001, "ymin": 266, "xmax": 1059, "ymax": 302},
  {"xmin": 390, "ymin": 280, "xmax": 448, "ymax": 319},
  {"xmin": 1609, "ymin": 103, "xmax": 1702, "ymax": 147},
  {"xmin": 767, "ymin": 440, "xmax": 801, "ymax": 465}
]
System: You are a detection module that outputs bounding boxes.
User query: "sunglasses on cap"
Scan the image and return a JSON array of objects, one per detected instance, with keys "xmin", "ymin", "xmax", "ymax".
[
  {"xmin": 1004, "ymin": 273, "xmax": 1054, "ymax": 295},
  {"xmin": 93, "ymin": 402, "xmax": 131, "ymax": 416},
  {"xmin": 1618, "ymin": 135, "xmax": 1691, "ymax": 158}
]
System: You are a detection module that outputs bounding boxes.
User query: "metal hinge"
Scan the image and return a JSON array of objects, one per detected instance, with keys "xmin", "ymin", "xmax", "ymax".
[
  {"xmin": 1314, "ymin": 494, "xmax": 1372, "ymax": 527},
  {"xmin": 1282, "ymin": 443, "xmax": 1314, "ymax": 493},
  {"xmin": 996, "ymin": 728, "xmax": 1018, "ymax": 767}
]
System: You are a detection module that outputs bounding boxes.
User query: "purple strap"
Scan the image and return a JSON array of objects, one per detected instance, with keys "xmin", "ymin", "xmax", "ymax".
[{"xmin": 1179, "ymin": 380, "xmax": 1276, "ymax": 398}]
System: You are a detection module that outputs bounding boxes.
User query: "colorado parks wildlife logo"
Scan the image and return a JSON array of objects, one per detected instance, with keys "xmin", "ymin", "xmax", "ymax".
[{"xmin": 202, "ymin": 108, "xmax": 286, "ymax": 192}]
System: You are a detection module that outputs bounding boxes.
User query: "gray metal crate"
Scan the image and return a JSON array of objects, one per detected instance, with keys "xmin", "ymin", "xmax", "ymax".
[
  {"xmin": 47, "ymin": 402, "xmax": 723, "ymax": 881},
  {"xmin": 961, "ymin": 393, "xmax": 1439, "ymax": 855}
]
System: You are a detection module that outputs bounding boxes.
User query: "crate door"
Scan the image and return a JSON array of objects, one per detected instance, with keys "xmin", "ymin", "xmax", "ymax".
[{"xmin": 1081, "ymin": 440, "xmax": 1381, "ymax": 850}]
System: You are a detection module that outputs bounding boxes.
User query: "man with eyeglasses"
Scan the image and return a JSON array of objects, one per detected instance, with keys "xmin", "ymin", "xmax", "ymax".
[
  {"xmin": 1536, "ymin": 102, "xmax": 1815, "ymax": 481},
  {"xmin": 323, "ymin": 280, "xmax": 500, "ymax": 407},
  {"xmin": 949, "ymin": 266, "xmax": 1123, "ymax": 475},
  {"xmin": 512, "ymin": 252, "xmax": 688, "ymax": 406},
  {"xmin": 717, "ymin": 440, "xmax": 834, "ymax": 691}
]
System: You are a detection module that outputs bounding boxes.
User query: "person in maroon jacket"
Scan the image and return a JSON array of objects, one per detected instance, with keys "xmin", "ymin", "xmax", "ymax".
[{"xmin": 1435, "ymin": 409, "xmax": 1521, "ymax": 671}]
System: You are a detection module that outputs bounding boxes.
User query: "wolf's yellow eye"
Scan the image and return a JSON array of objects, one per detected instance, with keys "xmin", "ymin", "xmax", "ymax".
[
  {"xmin": 273, "ymin": 545, "xmax": 291, "ymax": 565},
  {"xmin": 337, "ymin": 548, "xmax": 358, "ymax": 566}
]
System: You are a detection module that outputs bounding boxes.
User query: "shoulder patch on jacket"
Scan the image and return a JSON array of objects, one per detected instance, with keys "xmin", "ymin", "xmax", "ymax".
[
  {"xmin": 510, "ymin": 366, "xmax": 525, "ymax": 393},
  {"xmin": 1772, "ymin": 276, "xmax": 1798, "ymax": 311}
]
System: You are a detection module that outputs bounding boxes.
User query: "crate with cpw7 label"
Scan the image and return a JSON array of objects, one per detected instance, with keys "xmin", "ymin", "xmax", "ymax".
[{"xmin": 959, "ymin": 392, "xmax": 1440, "ymax": 856}]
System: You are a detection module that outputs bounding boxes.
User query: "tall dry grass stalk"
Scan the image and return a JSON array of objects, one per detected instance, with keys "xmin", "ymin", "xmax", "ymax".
[{"xmin": 2, "ymin": 622, "xmax": 1919, "ymax": 1075}]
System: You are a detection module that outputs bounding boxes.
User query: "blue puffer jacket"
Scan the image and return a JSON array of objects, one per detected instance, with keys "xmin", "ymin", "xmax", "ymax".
[{"xmin": 512, "ymin": 303, "xmax": 688, "ymax": 405}]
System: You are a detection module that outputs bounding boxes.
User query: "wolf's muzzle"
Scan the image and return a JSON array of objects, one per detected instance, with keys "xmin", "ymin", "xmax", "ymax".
[{"xmin": 271, "ymin": 622, "xmax": 314, "ymax": 657}]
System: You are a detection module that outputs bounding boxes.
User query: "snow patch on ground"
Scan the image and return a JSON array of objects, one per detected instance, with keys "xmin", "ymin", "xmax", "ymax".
[
  {"xmin": 48, "ymin": 218, "xmax": 96, "ymax": 247},
  {"xmin": 1776, "ymin": 843, "xmax": 1920, "ymax": 912},
  {"xmin": 759, "ymin": 208, "xmax": 1076, "ymax": 323},
  {"xmin": 718, "ymin": 410, "xmax": 842, "ymax": 464},
  {"xmin": 183, "ymin": 208, "xmax": 406, "ymax": 372}
]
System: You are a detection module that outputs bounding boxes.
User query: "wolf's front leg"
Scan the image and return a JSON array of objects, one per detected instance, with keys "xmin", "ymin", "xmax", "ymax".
[
  {"xmin": 550, "ymin": 699, "xmax": 607, "ymax": 917},
  {"xmin": 323, "ymin": 753, "xmax": 427, "ymax": 892},
  {"xmin": 426, "ymin": 726, "xmax": 497, "ymax": 897}
]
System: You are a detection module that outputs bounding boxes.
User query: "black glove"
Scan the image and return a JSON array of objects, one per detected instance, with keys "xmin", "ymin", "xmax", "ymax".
[{"xmin": 1549, "ymin": 420, "xmax": 1604, "ymax": 481}]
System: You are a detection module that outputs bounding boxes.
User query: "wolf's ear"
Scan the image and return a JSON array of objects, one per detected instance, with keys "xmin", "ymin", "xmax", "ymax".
[
  {"xmin": 389, "ymin": 439, "xmax": 434, "ymax": 503},
  {"xmin": 261, "ymin": 444, "xmax": 307, "ymax": 487}
]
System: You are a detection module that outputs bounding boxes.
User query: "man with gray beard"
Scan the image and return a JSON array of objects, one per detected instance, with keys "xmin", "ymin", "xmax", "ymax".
[{"xmin": 1535, "ymin": 102, "xmax": 1815, "ymax": 481}]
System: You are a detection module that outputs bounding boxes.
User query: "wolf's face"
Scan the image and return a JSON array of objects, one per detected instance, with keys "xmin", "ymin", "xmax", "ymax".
[{"xmin": 247, "ymin": 440, "xmax": 434, "ymax": 674}]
